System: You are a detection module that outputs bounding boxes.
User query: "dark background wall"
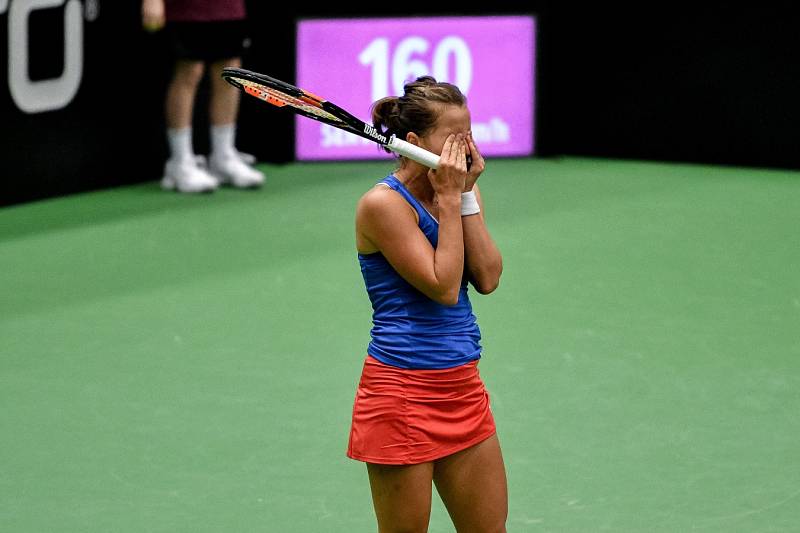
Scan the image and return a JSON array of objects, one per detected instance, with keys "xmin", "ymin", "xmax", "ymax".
[
  {"xmin": 2, "ymin": 2, "xmax": 798, "ymax": 206},
  {"xmin": 537, "ymin": 4, "xmax": 800, "ymax": 169},
  {"xmin": 0, "ymin": 1, "xmax": 169, "ymax": 206}
]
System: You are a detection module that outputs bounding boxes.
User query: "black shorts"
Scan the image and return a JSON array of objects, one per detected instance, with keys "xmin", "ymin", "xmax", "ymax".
[{"xmin": 167, "ymin": 20, "xmax": 250, "ymax": 62}]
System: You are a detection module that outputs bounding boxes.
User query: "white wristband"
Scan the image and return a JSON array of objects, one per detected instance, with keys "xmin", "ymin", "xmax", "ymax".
[{"xmin": 461, "ymin": 190, "xmax": 480, "ymax": 216}]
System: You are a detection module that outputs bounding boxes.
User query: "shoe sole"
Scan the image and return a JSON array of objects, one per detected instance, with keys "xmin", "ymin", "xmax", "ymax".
[
  {"xmin": 207, "ymin": 170, "xmax": 264, "ymax": 189},
  {"xmin": 161, "ymin": 176, "xmax": 217, "ymax": 193}
]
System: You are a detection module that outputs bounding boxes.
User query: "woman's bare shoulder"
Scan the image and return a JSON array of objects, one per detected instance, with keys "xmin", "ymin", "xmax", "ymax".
[
  {"xmin": 358, "ymin": 182, "xmax": 394, "ymax": 204},
  {"xmin": 357, "ymin": 183, "xmax": 412, "ymax": 219}
]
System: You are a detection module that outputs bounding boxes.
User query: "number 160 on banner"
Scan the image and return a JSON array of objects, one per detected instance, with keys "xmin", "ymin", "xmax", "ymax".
[{"xmin": 296, "ymin": 16, "xmax": 536, "ymax": 162}]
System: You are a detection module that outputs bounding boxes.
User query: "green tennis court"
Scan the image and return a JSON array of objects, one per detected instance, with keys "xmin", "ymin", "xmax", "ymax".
[{"xmin": 2, "ymin": 157, "xmax": 798, "ymax": 531}]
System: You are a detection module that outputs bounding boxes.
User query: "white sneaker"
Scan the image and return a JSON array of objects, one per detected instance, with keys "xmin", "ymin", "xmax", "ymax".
[
  {"xmin": 209, "ymin": 152, "xmax": 265, "ymax": 189},
  {"xmin": 236, "ymin": 151, "xmax": 257, "ymax": 165},
  {"xmin": 161, "ymin": 158, "xmax": 219, "ymax": 193}
]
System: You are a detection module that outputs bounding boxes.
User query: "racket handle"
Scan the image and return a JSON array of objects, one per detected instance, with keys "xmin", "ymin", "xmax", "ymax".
[{"xmin": 387, "ymin": 137, "xmax": 440, "ymax": 169}]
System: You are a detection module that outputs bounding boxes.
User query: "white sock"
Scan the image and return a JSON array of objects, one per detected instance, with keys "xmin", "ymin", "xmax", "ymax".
[
  {"xmin": 167, "ymin": 127, "xmax": 194, "ymax": 163},
  {"xmin": 210, "ymin": 123, "xmax": 237, "ymax": 159}
]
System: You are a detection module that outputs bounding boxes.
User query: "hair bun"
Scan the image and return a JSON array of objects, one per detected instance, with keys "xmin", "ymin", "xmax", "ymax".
[
  {"xmin": 404, "ymin": 76, "xmax": 438, "ymax": 95},
  {"xmin": 370, "ymin": 76, "xmax": 465, "ymax": 157}
]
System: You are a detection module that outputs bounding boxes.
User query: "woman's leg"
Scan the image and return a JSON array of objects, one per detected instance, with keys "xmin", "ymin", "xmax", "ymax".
[
  {"xmin": 433, "ymin": 434, "xmax": 508, "ymax": 533},
  {"xmin": 367, "ymin": 461, "xmax": 435, "ymax": 533}
]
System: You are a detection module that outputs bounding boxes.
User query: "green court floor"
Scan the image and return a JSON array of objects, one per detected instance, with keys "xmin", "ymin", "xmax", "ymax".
[{"xmin": 2, "ymin": 157, "xmax": 799, "ymax": 532}]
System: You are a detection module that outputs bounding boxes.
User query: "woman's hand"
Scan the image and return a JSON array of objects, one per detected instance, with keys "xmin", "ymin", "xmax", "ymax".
[
  {"xmin": 464, "ymin": 132, "xmax": 485, "ymax": 192},
  {"xmin": 427, "ymin": 133, "xmax": 468, "ymax": 199}
]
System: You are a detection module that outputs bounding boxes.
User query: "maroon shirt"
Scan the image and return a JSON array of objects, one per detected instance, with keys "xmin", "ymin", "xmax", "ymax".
[{"xmin": 165, "ymin": 0, "xmax": 246, "ymax": 22}]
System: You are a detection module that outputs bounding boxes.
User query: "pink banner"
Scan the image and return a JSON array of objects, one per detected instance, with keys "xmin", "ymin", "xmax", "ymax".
[{"xmin": 296, "ymin": 16, "xmax": 536, "ymax": 161}]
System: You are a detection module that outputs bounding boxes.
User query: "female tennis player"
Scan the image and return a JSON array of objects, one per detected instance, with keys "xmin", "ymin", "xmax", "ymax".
[{"xmin": 348, "ymin": 76, "xmax": 506, "ymax": 532}]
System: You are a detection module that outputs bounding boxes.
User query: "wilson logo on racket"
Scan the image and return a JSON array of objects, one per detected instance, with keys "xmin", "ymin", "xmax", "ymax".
[{"xmin": 363, "ymin": 124, "xmax": 388, "ymax": 144}]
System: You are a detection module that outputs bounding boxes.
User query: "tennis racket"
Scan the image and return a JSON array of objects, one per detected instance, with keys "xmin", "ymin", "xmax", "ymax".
[{"xmin": 221, "ymin": 68, "xmax": 441, "ymax": 169}]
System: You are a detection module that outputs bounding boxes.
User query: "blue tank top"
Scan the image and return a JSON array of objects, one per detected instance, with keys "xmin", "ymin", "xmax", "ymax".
[{"xmin": 358, "ymin": 175, "xmax": 482, "ymax": 369}]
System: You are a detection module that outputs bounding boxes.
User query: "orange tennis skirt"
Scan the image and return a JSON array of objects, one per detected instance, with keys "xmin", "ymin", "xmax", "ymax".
[{"xmin": 347, "ymin": 355, "xmax": 496, "ymax": 465}]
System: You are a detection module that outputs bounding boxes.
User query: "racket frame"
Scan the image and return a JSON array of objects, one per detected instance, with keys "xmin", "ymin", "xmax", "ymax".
[{"xmin": 222, "ymin": 68, "xmax": 440, "ymax": 169}]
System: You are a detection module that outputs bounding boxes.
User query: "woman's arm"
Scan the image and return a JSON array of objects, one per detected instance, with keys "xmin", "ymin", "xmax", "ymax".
[
  {"xmin": 463, "ymin": 184, "xmax": 503, "ymax": 294},
  {"xmin": 461, "ymin": 134, "xmax": 502, "ymax": 294},
  {"xmin": 356, "ymin": 134, "xmax": 468, "ymax": 306}
]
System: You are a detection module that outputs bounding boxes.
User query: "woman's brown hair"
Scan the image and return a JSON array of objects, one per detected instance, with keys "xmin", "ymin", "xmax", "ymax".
[{"xmin": 370, "ymin": 76, "xmax": 466, "ymax": 154}]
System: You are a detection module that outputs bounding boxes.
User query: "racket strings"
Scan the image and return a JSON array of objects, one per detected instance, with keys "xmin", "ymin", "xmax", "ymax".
[{"xmin": 235, "ymin": 78, "xmax": 343, "ymax": 123}]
